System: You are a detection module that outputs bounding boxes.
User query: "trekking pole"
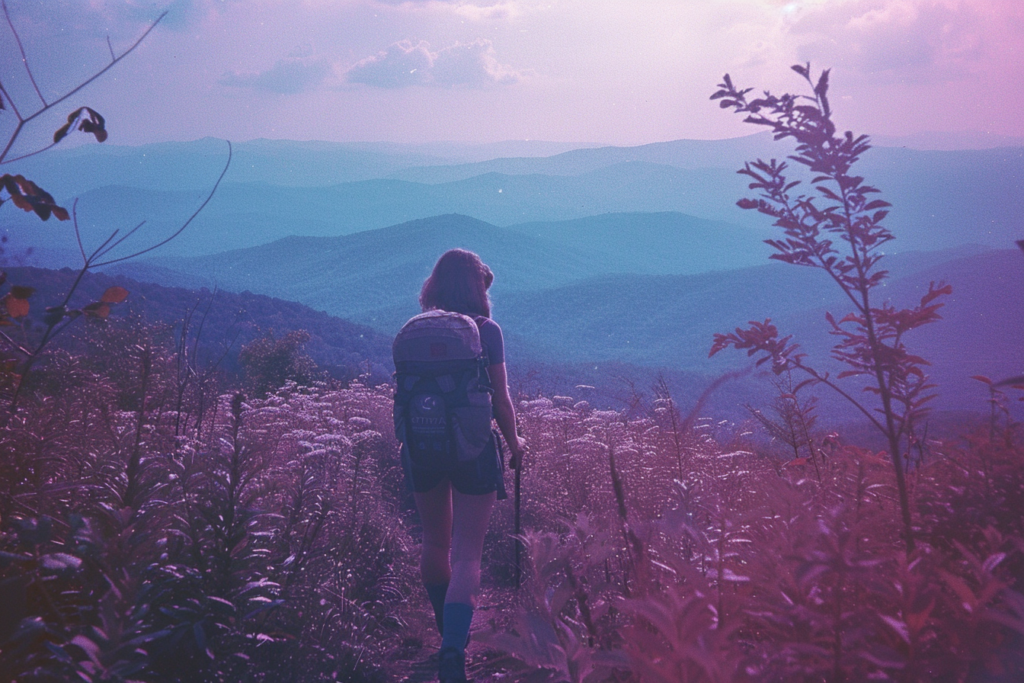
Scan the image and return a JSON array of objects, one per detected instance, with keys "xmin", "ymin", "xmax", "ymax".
[{"xmin": 514, "ymin": 449, "xmax": 522, "ymax": 588}]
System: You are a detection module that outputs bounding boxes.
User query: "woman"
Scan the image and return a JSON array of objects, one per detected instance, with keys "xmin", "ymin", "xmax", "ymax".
[{"xmin": 405, "ymin": 249, "xmax": 526, "ymax": 682}]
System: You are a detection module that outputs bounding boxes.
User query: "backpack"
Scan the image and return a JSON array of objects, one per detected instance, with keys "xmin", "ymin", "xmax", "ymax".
[{"xmin": 392, "ymin": 310, "xmax": 494, "ymax": 467}]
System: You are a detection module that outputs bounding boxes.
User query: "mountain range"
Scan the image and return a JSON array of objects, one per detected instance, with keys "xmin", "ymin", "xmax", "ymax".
[
  {"xmin": 101, "ymin": 207, "xmax": 1022, "ymax": 415},
  {"xmin": 500, "ymin": 248, "xmax": 1023, "ymax": 412},
  {"xmin": 5, "ymin": 133, "xmax": 1022, "ymax": 421},
  {"xmin": 105, "ymin": 213, "xmax": 772, "ymax": 325},
  {"xmin": 5, "ymin": 135, "xmax": 1021, "ymax": 263}
]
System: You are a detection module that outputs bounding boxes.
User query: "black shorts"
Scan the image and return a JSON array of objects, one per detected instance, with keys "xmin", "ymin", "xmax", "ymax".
[{"xmin": 401, "ymin": 431, "xmax": 508, "ymax": 500}]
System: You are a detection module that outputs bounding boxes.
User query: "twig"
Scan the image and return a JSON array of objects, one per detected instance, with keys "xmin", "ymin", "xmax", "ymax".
[
  {"xmin": 1, "ymin": 141, "xmax": 59, "ymax": 165},
  {"xmin": 94, "ymin": 220, "xmax": 148, "ymax": 261},
  {"xmin": 92, "ymin": 140, "xmax": 232, "ymax": 267},
  {"xmin": 72, "ymin": 199, "xmax": 86, "ymax": 263},
  {"xmin": 3, "ymin": 0, "xmax": 46, "ymax": 107},
  {"xmin": 0, "ymin": 327, "xmax": 31, "ymax": 356},
  {"xmin": 0, "ymin": 8, "xmax": 167, "ymax": 163},
  {"xmin": 0, "ymin": 78, "xmax": 22, "ymax": 119}
]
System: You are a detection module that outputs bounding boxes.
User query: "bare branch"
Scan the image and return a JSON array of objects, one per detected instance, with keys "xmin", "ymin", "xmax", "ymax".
[
  {"xmin": 0, "ymin": 327, "xmax": 31, "ymax": 356},
  {"xmin": 93, "ymin": 140, "xmax": 232, "ymax": 267},
  {"xmin": 72, "ymin": 199, "xmax": 86, "ymax": 264},
  {"xmin": 0, "ymin": 120, "xmax": 25, "ymax": 164},
  {"xmin": 2, "ymin": 0, "xmax": 47, "ymax": 107},
  {"xmin": 25, "ymin": 11, "xmax": 166, "ymax": 127},
  {"xmin": 792, "ymin": 361, "xmax": 886, "ymax": 434},
  {"xmin": 94, "ymin": 220, "xmax": 148, "ymax": 261},
  {"xmin": 0, "ymin": 79, "xmax": 22, "ymax": 119},
  {"xmin": 192, "ymin": 288, "xmax": 217, "ymax": 363},
  {"xmin": 0, "ymin": 10, "xmax": 166, "ymax": 163},
  {"xmin": 0, "ymin": 140, "xmax": 58, "ymax": 165}
]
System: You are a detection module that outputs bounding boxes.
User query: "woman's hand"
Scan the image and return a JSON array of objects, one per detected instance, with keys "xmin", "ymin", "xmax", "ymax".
[{"xmin": 508, "ymin": 435, "xmax": 527, "ymax": 469}]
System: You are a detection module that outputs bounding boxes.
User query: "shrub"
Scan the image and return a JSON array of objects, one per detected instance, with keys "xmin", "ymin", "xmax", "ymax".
[
  {"xmin": 708, "ymin": 64, "xmax": 952, "ymax": 551},
  {"xmin": 239, "ymin": 330, "xmax": 323, "ymax": 398}
]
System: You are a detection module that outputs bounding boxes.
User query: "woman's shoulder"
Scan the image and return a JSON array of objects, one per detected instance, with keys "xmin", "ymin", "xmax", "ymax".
[
  {"xmin": 476, "ymin": 316, "xmax": 501, "ymax": 333},
  {"xmin": 475, "ymin": 317, "xmax": 504, "ymax": 365}
]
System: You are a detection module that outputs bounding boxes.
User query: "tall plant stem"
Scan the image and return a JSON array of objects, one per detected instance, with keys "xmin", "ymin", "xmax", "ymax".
[{"xmin": 838, "ymin": 183, "xmax": 915, "ymax": 552}]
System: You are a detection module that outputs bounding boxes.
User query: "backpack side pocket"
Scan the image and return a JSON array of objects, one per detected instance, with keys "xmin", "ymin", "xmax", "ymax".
[{"xmin": 452, "ymin": 391, "xmax": 493, "ymax": 462}]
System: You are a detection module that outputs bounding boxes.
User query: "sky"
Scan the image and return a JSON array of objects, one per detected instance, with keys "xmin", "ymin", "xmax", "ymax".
[{"xmin": 1, "ymin": 0, "xmax": 1022, "ymax": 149}]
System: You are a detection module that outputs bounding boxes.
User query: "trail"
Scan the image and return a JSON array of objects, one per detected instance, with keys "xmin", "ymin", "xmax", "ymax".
[{"xmin": 391, "ymin": 587, "xmax": 524, "ymax": 682}]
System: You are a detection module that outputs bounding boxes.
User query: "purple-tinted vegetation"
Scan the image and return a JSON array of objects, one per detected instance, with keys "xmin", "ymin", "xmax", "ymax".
[{"xmin": 1, "ymin": 10, "xmax": 1022, "ymax": 683}]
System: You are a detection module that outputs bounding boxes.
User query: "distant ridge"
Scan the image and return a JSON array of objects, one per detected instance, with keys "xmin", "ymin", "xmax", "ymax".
[
  {"xmin": 106, "ymin": 212, "xmax": 775, "ymax": 327},
  {"xmin": 386, "ymin": 134, "xmax": 786, "ymax": 184},
  {"xmin": 108, "ymin": 214, "xmax": 604, "ymax": 327},
  {"xmin": 506, "ymin": 212, "xmax": 772, "ymax": 275},
  {"xmin": 499, "ymin": 247, "xmax": 1021, "ymax": 413},
  {"xmin": 5, "ymin": 134, "xmax": 1020, "ymax": 260},
  {"xmin": 872, "ymin": 131, "xmax": 1024, "ymax": 151},
  {"xmin": 103, "ymin": 243, "xmax": 1022, "ymax": 415}
]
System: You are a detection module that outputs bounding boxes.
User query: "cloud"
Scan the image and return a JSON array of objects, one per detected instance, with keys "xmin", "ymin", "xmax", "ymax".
[
  {"xmin": 433, "ymin": 40, "xmax": 522, "ymax": 85},
  {"xmin": 449, "ymin": 2, "xmax": 520, "ymax": 20},
  {"xmin": 783, "ymin": 0, "xmax": 997, "ymax": 81},
  {"xmin": 373, "ymin": 0, "xmax": 522, "ymax": 21},
  {"xmin": 346, "ymin": 41, "xmax": 434, "ymax": 88},
  {"xmin": 220, "ymin": 57, "xmax": 332, "ymax": 94},
  {"xmin": 346, "ymin": 39, "xmax": 522, "ymax": 88}
]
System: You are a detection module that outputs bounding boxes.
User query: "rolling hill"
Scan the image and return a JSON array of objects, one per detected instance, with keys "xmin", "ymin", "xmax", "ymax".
[
  {"xmin": 106, "ymin": 214, "xmax": 607, "ymax": 326},
  {"xmin": 498, "ymin": 248, "xmax": 1023, "ymax": 413},
  {"xmin": 2, "ymin": 164, "xmax": 755, "ymax": 259},
  {"xmin": 4, "ymin": 266, "xmax": 394, "ymax": 381},
  {"xmin": 103, "ymin": 235, "xmax": 1022, "ymax": 416},
  {"xmin": 104, "ymin": 212, "xmax": 777, "ymax": 326},
  {"xmin": 505, "ymin": 212, "xmax": 772, "ymax": 275}
]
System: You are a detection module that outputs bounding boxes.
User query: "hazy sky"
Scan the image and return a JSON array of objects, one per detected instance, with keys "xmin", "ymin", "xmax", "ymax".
[{"xmin": 2, "ymin": 0, "xmax": 1022, "ymax": 148}]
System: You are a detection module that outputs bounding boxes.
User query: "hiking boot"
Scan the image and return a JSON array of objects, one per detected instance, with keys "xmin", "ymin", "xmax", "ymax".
[{"xmin": 437, "ymin": 646, "xmax": 467, "ymax": 682}]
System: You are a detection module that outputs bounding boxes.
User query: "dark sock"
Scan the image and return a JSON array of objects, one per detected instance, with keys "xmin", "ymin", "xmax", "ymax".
[
  {"xmin": 440, "ymin": 602, "xmax": 473, "ymax": 652},
  {"xmin": 424, "ymin": 582, "xmax": 449, "ymax": 636}
]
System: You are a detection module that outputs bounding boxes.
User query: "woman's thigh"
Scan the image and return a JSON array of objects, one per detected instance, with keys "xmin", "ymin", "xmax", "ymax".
[
  {"xmin": 450, "ymin": 490, "xmax": 495, "ymax": 563},
  {"xmin": 414, "ymin": 480, "xmax": 453, "ymax": 552}
]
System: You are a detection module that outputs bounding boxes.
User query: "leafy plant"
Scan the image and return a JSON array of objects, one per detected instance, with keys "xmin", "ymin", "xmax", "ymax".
[
  {"xmin": 239, "ymin": 330, "xmax": 323, "ymax": 397},
  {"xmin": 746, "ymin": 370, "xmax": 822, "ymax": 479},
  {"xmin": 708, "ymin": 64, "xmax": 952, "ymax": 551}
]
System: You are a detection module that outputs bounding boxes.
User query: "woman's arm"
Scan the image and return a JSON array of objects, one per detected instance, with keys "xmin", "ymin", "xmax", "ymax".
[{"xmin": 486, "ymin": 362, "xmax": 526, "ymax": 468}]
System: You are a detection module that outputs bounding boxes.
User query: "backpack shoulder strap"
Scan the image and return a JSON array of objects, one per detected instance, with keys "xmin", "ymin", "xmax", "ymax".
[{"xmin": 471, "ymin": 316, "xmax": 491, "ymax": 368}]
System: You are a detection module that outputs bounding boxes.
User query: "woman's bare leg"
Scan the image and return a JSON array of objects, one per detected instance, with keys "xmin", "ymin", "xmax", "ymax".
[
  {"xmin": 414, "ymin": 481, "xmax": 453, "ymax": 585},
  {"xmin": 446, "ymin": 489, "xmax": 495, "ymax": 606}
]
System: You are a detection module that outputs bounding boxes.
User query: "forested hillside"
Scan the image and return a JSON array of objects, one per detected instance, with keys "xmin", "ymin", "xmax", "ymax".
[
  {"xmin": 4, "ymin": 266, "xmax": 393, "ymax": 382},
  {"xmin": 101, "ymin": 232, "xmax": 1022, "ymax": 417}
]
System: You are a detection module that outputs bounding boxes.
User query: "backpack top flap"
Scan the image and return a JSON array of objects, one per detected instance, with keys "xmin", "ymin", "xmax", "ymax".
[{"xmin": 393, "ymin": 310, "xmax": 484, "ymax": 367}]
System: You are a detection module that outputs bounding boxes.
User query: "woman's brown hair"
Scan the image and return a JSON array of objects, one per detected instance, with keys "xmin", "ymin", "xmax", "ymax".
[{"xmin": 419, "ymin": 249, "xmax": 493, "ymax": 318}]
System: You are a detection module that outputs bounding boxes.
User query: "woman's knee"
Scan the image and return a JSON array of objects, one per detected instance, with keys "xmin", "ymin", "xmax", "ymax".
[{"xmin": 446, "ymin": 559, "xmax": 482, "ymax": 603}]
